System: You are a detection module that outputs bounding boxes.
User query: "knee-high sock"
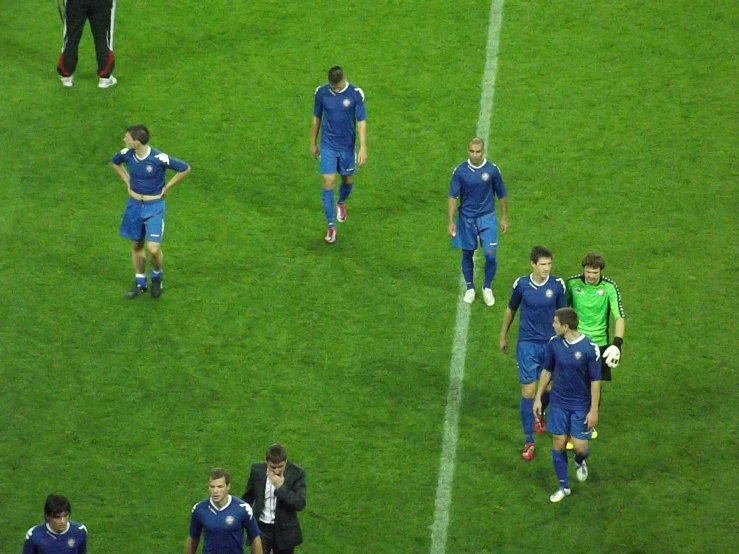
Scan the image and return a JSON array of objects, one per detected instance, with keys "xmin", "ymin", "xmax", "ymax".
[
  {"xmin": 322, "ymin": 189, "xmax": 335, "ymax": 226},
  {"xmin": 521, "ymin": 397, "xmax": 534, "ymax": 443},
  {"xmin": 483, "ymin": 253, "xmax": 497, "ymax": 288},
  {"xmin": 338, "ymin": 182, "xmax": 353, "ymax": 204},
  {"xmin": 462, "ymin": 249, "xmax": 474, "ymax": 289},
  {"xmin": 552, "ymin": 449, "xmax": 569, "ymax": 489}
]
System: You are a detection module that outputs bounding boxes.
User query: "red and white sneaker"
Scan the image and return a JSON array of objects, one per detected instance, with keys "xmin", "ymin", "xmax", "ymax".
[
  {"xmin": 324, "ymin": 226, "xmax": 336, "ymax": 244},
  {"xmin": 535, "ymin": 414, "xmax": 547, "ymax": 434},
  {"xmin": 337, "ymin": 203, "xmax": 347, "ymax": 223},
  {"xmin": 521, "ymin": 443, "xmax": 535, "ymax": 461}
]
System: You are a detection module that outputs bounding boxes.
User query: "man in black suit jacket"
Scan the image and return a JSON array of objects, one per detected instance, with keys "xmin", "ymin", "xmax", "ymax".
[{"xmin": 243, "ymin": 444, "xmax": 306, "ymax": 554}]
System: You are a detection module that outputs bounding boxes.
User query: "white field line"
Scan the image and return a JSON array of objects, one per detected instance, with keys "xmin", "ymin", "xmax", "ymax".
[{"xmin": 429, "ymin": 2, "xmax": 505, "ymax": 553}]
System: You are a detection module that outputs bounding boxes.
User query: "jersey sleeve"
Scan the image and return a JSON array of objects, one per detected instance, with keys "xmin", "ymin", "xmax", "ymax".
[
  {"xmin": 555, "ymin": 278, "xmax": 567, "ymax": 309},
  {"xmin": 313, "ymin": 87, "xmax": 323, "ymax": 118},
  {"xmin": 240, "ymin": 501, "xmax": 261, "ymax": 543},
  {"xmin": 78, "ymin": 524, "xmax": 88, "ymax": 554},
  {"xmin": 606, "ymin": 281, "xmax": 625, "ymax": 320},
  {"xmin": 154, "ymin": 152, "xmax": 189, "ymax": 172},
  {"xmin": 507, "ymin": 278, "xmax": 523, "ymax": 310},
  {"xmin": 111, "ymin": 148, "xmax": 129, "ymax": 165},
  {"xmin": 492, "ymin": 166, "xmax": 507, "ymax": 199},
  {"xmin": 449, "ymin": 166, "xmax": 462, "ymax": 198},
  {"xmin": 354, "ymin": 87, "xmax": 367, "ymax": 122},
  {"xmin": 587, "ymin": 341, "xmax": 602, "ymax": 382},
  {"xmin": 188, "ymin": 504, "xmax": 203, "ymax": 539},
  {"xmin": 542, "ymin": 340, "xmax": 555, "ymax": 372},
  {"xmin": 22, "ymin": 529, "xmax": 38, "ymax": 554},
  {"xmin": 565, "ymin": 279, "xmax": 575, "ymax": 306}
]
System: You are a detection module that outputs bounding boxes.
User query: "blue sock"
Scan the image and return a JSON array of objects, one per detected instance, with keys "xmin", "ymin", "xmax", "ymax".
[
  {"xmin": 483, "ymin": 254, "xmax": 497, "ymax": 288},
  {"xmin": 541, "ymin": 391, "xmax": 550, "ymax": 412},
  {"xmin": 135, "ymin": 273, "xmax": 147, "ymax": 287},
  {"xmin": 322, "ymin": 189, "xmax": 335, "ymax": 226},
  {"xmin": 338, "ymin": 183, "xmax": 353, "ymax": 204},
  {"xmin": 575, "ymin": 448, "xmax": 590, "ymax": 466},
  {"xmin": 521, "ymin": 397, "xmax": 535, "ymax": 443},
  {"xmin": 151, "ymin": 269, "xmax": 163, "ymax": 282},
  {"xmin": 552, "ymin": 449, "xmax": 569, "ymax": 490},
  {"xmin": 461, "ymin": 250, "xmax": 474, "ymax": 289}
]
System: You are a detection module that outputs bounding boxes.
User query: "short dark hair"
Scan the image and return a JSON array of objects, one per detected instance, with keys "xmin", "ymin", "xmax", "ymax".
[
  {"xmin": 555, "ymin": 307, "xmax": 579, "ymax": 330},
  {"xmin": 328, "ymin": 66, "xmax": 344, "ymax": 85},
  {"xmin": 126, "ymin": 125, "xmax": 150, "ymax": 145},
  {"xmin": 209, "ymin": 468, "xmax": 230, "ymax": 485},
  {"xmin": 581, "ymin": 252, "xmax": 605, "ymax": 270},
  {"xmin": 266, "ymin": 444, "xmax": 288, "ymax": 464},
  {"xmin": 44, "ymin": 495, "xmax": 71, "ymax": 517},
  {"xmin": 530, "ymin": 245, "xmax": 553, "ymax": 263}
]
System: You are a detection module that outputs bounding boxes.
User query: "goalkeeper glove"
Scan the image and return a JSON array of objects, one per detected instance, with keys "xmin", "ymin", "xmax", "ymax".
[{"xmin": 603, "ymin": 337, "xmax": 623, "ymax": 369}]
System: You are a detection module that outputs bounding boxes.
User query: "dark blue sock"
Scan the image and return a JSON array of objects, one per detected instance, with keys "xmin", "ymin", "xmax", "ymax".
[
  {"xmin": 338, "ymin": 183, "xmax": 353, "ymax": 204},
  {"xmin": 135, "ymin": 273, "xmax": 147, "ymax": 287},
  {"xmin": 321, "ymin": 189, "xmax": 335, "ymax": 226},
  {"xmin": 151, "ymin": 269, "xmax": 163, "ymax": 282},
  {"xmin": 521, "ymin": 397, "xmax": 535, "ymax": 443},
  {"xmin": 575, "ymin": 448, "xmax": 590, "ymax": 465},
  {"xmin": 552, "ymin": 449, "xmax": 569, "ymax": 490},
  {"xmin": 461, "ymin": 249, "xmax": 474, "ymax": 289},
  {"xmin": 541, "ymin": 391, "xmax": 550, "ymax": 412},
  {"xmin": 483, "ymin": 254, "xmax": 497, "ymax": 288}
]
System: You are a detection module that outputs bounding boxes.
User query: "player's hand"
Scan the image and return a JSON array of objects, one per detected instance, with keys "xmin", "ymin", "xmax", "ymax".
[
  {"xmin": 310, "ymin": 144, "xmax": 320, "ymax": 159},
  {"xmin": 267, "ymin": 470, "xmax": 285, "ymax": 489},
  {"xmin": 500, "ymin": 217, "xmax": 509, "ymax": 234},
  {"xmin": 357, "ymin": 147, "xmax": 367, "ymax": 166},
  {"xmin": 533, "ymin": 398, "xmax": 542, "ymax": 418},
  {"xmin": 499, "ymin": 336, "xmax": 509, "ymax": 354},
  {"xmin": 585, "ymin": 409, "xmax": 599, "ymax": 430},
  {"xmin": 159, "ymin": 187, "xmax": 168, "ymax": 199},
  {"xmin": 603, "ymin": 344, "xmax": 621, "ymax": 368},
  {"xmin": 447, "ymin": 222, "xmax": 457, "ymax": 238}
]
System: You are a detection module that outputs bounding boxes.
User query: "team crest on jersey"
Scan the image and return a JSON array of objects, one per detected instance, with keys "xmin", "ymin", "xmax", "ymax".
[
  {"xmin": 146, "ymin": 165, "xmax": 153, "ymax": 173},
  {"xmin": 67, "ymin": 538, "xmax": 76, "ymax": 548},
  {"xmin": 597, "ymin": 288, "xmax": 605, "ymax": 296},
  {"xmin": 574, "ymin": 351, "xmax": 582, "ymax": 360},
  {"xmin": 342, "ymin": 98, "xmax": 351, "ymax": 107},
  {"xmin": 545, "ymin": 289, "xmax": 554, "ymax": 298},
  {"xmin": 481, "ymin": 172, "xmax": 490, "ymax": 181},
  {"xmin": 225, "ymin": 515, "xmax": 235, "ymax": 526},
  {"xmin": 575, "ymin": 287, "xmax": 583, "ymax": 294}
]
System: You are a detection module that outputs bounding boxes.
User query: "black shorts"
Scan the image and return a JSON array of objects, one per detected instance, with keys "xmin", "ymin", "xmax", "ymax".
[{"xmin": 599, "ymin": 345, "xmax": 612, "ymax": 381}]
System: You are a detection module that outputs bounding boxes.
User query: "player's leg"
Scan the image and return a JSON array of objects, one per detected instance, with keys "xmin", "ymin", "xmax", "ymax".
[
  {"xmin": 57, "ymin": 0, "xmax": 88, "ymax": 82},
  {"xmin": 570, "ymin": 411, "xmax": 593, "ymax": 482},
  {"xmin": 478, "ymin": 214, "xmax": 499, "ymax": 306},
  {"xmin": 144, "ymin": 201, "xmax": 165, "ymax": 298},
  {"xmin": 127, "ymin": 239, "xmax": 147, "ymax": 298},
  {"xmin": 336, "ymin": 150, "xmax": 357, "ymax": 223},
  {"xmin": 548, "ymin": 408, "xmax": 572, "ymax": 502},
  {"xmin": 87, "ymin": 0, "xmax": 116, "ymax": 85},
  {"xmin": 120, "ymin": 199, "xmax": 148, "ymax": 298},
  {"xmin": 451, "ymin": 216, "xmax": 476, "ymax": 302},
  {"xmin": 319, "ymin": 148, "xmax": 339, "ymax": 242},
  {"xmin": 517, "ymin": 342, "xmax": 538, "ymax": 460}
]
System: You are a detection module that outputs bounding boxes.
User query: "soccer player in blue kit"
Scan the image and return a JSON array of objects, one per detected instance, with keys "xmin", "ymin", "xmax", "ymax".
[
  {"xmin": 447, "ymin": 138, "xmax": 508, "ymax": 305},
  {"xmin": 23, "ymin": 495, "xmax": 88, "ymax": 554},
  {"xmin": 186, "ymin": 468, "xmax": 263, "ymax": 554},
  {"xmin": 111, "ymin": 125, "xmax": 191, "ymax": 299},
  {"xmin": 499, "ymin": 246, "xmax": 567, "ymax": 461},
  {"xmin": 310, "ymin": 66, "xmax": 367, "ymax": 244},
  {"xmin": 534, "ymin": 308, "xmax": 602, "ymax": 503}
]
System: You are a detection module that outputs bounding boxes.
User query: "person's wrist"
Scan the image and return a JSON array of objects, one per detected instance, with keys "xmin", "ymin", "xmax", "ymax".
[{"xmin": 613, "ymin": 337, "xmax": 623, "ymax": 349}]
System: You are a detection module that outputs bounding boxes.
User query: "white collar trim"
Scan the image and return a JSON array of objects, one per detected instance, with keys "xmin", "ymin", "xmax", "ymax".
[
  {"xmin": 209, "ymin": 495, "xmax": 233, "ymax": 512},
  {"xmin": 467, "ymin": 158, "xmax": 488, "ymax": 169},
  {"xmin": 134, "ymin": 146, "xmax": 151, "ymax": 161},
  {"xmin": 45, "ymin": 522, "xmax": 70, "ymax": 535}
]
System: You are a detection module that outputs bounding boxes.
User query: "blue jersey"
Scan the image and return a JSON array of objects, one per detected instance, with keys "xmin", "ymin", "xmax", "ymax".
[
  {"xmin": 449, "ymin": 159, "xmax": 506, "ymax": 218},
  {"xmin": 543, "ymin": 335, "xmax": 602, "ymax": 412},
  {"xmin": 508, "ymin": 274, "xmax": 567, "ymax": 342},
  {"xmin": 313, "ymin": 83, "xmax": 367, "ymax": 150},
  {"xmin": 111, "ymin": 146, "xmax": 189, "ymax": 196},
  {"xmin": 23, "ymin": 522, "xmax": 87, "ymax": 554},
  {"xmin": 189, "ymin": 495, "xmax": 260, "ymax": 554}
]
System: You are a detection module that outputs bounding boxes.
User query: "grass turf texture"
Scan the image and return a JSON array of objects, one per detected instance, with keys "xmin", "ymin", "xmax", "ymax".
[{"xmin": 0, "ymin": 0, "xmax": 736, "ymax": 552}]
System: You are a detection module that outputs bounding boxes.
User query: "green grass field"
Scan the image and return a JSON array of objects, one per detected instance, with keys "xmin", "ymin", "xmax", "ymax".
[{"xmin": 1, "ymin": 1, "xmax": 737, "ymax": 552}]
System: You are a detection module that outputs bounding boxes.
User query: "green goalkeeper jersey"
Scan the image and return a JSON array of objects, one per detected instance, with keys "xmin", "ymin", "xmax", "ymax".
[{"xmin": 565, "ymin": 274, "xmax": 625, "ymax": 346}]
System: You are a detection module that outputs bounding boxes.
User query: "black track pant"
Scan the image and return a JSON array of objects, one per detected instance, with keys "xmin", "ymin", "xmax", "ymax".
[{"xmin": 57, "ymin": 0, "xmax": 116, "ymax": 78}]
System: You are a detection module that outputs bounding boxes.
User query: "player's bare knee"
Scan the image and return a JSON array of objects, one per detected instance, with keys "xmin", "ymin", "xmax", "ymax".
[
  {"xmin": 147, "ymin": 243, "xmax": 162, "ymax": 256},
  {"xmin": 321, "ymin": 175, "xmax": 336, "ymax": 189},
  {"xmin": 484, "ymin": 250, "xmax": 497, "ymax": 260},
  {"xmin": 132, "ymin": 240, "xmax": 145, "ymax": 253},
  {"xmin": 552, "ymin": 436, "xmax": 568, "ymax": 451}
]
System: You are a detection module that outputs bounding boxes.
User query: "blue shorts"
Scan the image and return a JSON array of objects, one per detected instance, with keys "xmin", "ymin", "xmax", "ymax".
[
  {"xmin": 320, "ymin": 146, "xmax": 356, "ymax": 176},
  {"xmin": 451, "ymin": 212, "xmax": 498, "ymax": 251},
  {"xmin": 547, "ymin": 407, "xmax": 592, "ymax": 440},
  {"xmin": 120, "ymin": 198, "xmax": 166, "ymax": 243},
  {"xmin": 516, "ymin": 341, "xmax": 547, "ymax": 384}
]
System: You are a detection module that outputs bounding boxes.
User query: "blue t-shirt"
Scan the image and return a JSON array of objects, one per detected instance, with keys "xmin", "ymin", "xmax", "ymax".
[
  {"xmin": 111, "ymin": 146, "xmax": 189, "ymax": 196},
  {"xmin": 23, "ymin": 522, "xmax": 88, "ymax": 554},
  {"xmin": 508, "ymin": 274, "xmax": 567, "ymax": 342},
  {"xmin": 544, "ymin": 334, "xmax": 602, "ymax": 412},
  {"xmin": 313, "ymin": 83, "xmax": 367, "ymax": 150},
  {"xmin": 448, "ymin": 159, "xmax": 506, "ymax": 218},
  {"xmin": 189, "ymin": 496, "xmax": 260, "ymax": 554}
]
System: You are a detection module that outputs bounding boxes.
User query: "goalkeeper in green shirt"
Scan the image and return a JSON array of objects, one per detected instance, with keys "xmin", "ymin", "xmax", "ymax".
[{"xmin": 566, "ymin": 252, "xmax": 626, "ymax": 443}]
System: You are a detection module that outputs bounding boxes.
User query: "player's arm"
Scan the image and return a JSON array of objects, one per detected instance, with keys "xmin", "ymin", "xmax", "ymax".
[
  {"xmin": 185, "ymin": 536, "xmax": 199, "ymax": 554},
  {"xmin": 447, "ymin": 168, "xmax": 461, "ymax": 237},
  {"xmin": 310, "ymin": 87, "xmax": 323, "ymax": 159},
  {"xmin": 241, "ymin": 503, "xmax": 263, "ymax": 554},
  {"xmin": 499, "ymin": 307, "xmax": 517, "ymax": 354},
  {"xmin": 603, "ymin": 283, "xmax": 626, "ymax": 367},
  {"xmin": 356, "ymin": 119, "xmax": 367, "ymax": 165},
  {"xmin": 111, "ymin": 162, "xmax": 131, "ymax": 191},
  {"xmin": 533, "ymin": 369, "xmax": 553, "ymax": 417},
  {"xmin": 498, "ymin": 197, "xmax": 509, "ymax": 233},
  {"xmin": 22, "ymin": 533, "xmax": 37, "ymax": 554},
  {"xmin": 186, "ymin": 505, "xmax": 202, "ymax": 554},
  {"xmin": 493, "ymin": 170, "xmax": 508, "ymax": 233},
  {"xmin": 586, "ymin": 380, "xmax": 601, "ymax": 430},
  {"xmin": 78, "ymin": 526, "xmax": 88, "ymax": 554}
]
